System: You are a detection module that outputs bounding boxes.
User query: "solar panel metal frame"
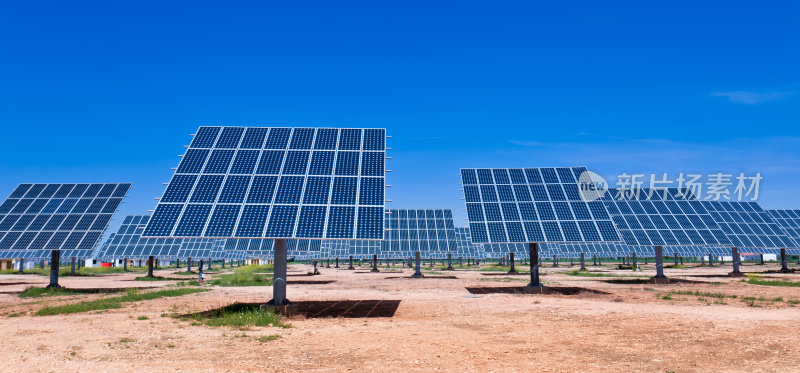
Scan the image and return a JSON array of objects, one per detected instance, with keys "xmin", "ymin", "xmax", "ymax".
[{"xmin": 142, "ymin": 127, "xmax": 387, "ymax": 240}]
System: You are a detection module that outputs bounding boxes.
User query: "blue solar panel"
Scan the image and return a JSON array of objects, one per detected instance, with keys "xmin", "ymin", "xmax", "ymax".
[
  {"xmin": 0, "ymin": 183, "xmax": 130, "ymax": 251},
  {"xmin": 704, "ymin": 202, "xmax": 798, "ymax": 249},
  {"xmin": 460, "ymin": 167, "xmax": 620, "ymax": 244},
  {"xmin": 601, "ymin": 188, "xmax": 732, "ymax": 247},
  {"xmin": 97, "ymin": 215, "xmax": 183, "ymax": 259},
  {"xmin": 143, "ymin": 127, "xmax": 386, "ymax": 240},
  {"xmin": 767, "ymin": 210, "xmax": 800, "ymax": 248},
  {"xmin": 382, "ymin": 209, "xmax": 458, "ymax": 259},
  {"xmin": 454, "ymin": 227, "xmax": 484, "ymax": 258}
]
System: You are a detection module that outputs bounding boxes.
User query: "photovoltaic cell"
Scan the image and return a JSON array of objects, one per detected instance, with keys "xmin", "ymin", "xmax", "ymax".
[
  {"xmin": 702, "ymin": 201, "xmax": 798, "ymax": 249},
  {"xmin": 382, "ymin": 209, "xmax": 458, "ymax": 259},
  {"xmin": 97, "ymin": 215, "xmax": 182, "ymax": 259},
  {"xmin": 143, "ymin": 127, "xmax": 386, "ymax": 240}
]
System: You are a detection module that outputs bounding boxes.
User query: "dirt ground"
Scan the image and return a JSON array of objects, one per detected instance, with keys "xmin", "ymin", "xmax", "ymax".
[{"xmin": 2, "ymin": 261, "xmax": 800, "ymax": 372}]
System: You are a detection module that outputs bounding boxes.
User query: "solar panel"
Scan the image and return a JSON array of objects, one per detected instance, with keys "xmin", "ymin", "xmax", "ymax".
[
  {"xmin": 702, "ymin": 202, "xmax": 797, "ymax": 249},
  {"xmin": 382, "ymin": 209, "xmax": 459, "ymax": 259},
  {"xmin": 481, "ymin": 243, "xmax": 529, "ymax": 258},
  {"xmin": 142, "ymin": 127, "xmax": 387, "ymax": 240},
  {"xmin": 766, "ymin": 210, "xmax": 800, "ymax": 253},
  {"xmin": 221, "ymin": 238, "xmax": 323, "ymax": 259},
  {"xmin": 454, "ymin": 227, "xmax": 484, "ymax": 258},
  {"xmin": 0, "ymin": 183, "xmax": 131, "ymax": 251},
  {"xmin": 541, "ymin": 242, "xmax": 633, "ymax": 258},
  {"xmin": 459, "ymin": 167, "xmax": 620, "ymax": 244},
  {"xmin": 601, "ymin": 188, "xmax": 732, "ymax": 247},
  {"xmin": 177, "ymin": 238, "xmax": 225, "ymax": 259},
  {"xmin": 97, "ymin": 215, "xmax": 183, "ymax": 260}
]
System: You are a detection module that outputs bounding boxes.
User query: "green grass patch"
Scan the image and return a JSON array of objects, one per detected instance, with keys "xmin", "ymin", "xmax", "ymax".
[
  {"xmin": 256, "ymin": 334, "xmax": 281, "ymax": 342},
  {"xmin": 660, "ymin": 295, "xmax": 672, "ymax": 300},
  {"xmin": 8, "ymin": 312, "xmax": 21, "ymax": 317},
  {"xmin": 173, "ymin": 271, "xmax": 197, "ymax": 276},
  {"xmin": 185, "ymin": 303, "xmax": 289, "ymax": 328},
  {"xmin": 0, "ymin": 269, "xmax": 23, "ymax": 274},
  {"xmin": 205, "ymin": 264, "xmax": 275, "ymax": 287},
  {"xmin": 18, "ymin": 287, "xmax": 79, "ymax": 298},
  {"xmin": 668, "ymin": 290, "xmax": 737, "ymax": 299},
  {"xmin": 172, "ymin": 280, "xmax": 202, "ymax": 287},
  {"xmin": 119, "ymin": 338, "xmax": 136, "ymax": 343},
  {"xmin": 563, "ymin": 269, "xmax": 646, "ymax": 278},
  {"xmin": 745, "ymin": 274, "xmax": 800, "ymax": 287},
  {"xmin": 35, "ymin": 288, "xmax": 209, "ymax": 316},
  {"xmin": 137, "ymin": 316, "xmax": 149, "ymax": 320}
]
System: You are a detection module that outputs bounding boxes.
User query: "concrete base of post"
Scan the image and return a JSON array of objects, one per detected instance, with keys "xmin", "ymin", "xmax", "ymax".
[
  {"xmin": 728, "ymin": 272, "xmax": 745, "ymax": 277},
  {"xmin": 261, "ymin": 303, "xmax": 299, "ymax": 316},
  {"xmin": 649, "ymin": 276, "xmax": 670, "ymax": 284},
  {"xmin": 523, "ymin": 285, "xmax": 550, "ymax": 294}
]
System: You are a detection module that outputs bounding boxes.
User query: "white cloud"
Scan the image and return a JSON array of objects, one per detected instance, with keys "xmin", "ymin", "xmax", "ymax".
[{"xmin": 710, "ymin": 91, "xmax": 792, "ymax": 104}]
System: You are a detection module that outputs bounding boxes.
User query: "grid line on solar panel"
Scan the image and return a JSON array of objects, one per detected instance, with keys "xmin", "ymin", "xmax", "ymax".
[
  {"xmin": 460, "ymin": 167, "xmax": 620, "ymax": 244},
  {"xmin": 143, "ymin": 127, "xmax": 385, "ymax": 240},
  {"xmin": 600, "ymin": 188, "xmax": 732, "ymax": 247},
  {"xmin": 702, "ymin": 202, "xmax": 798, "ymax": 249},
  {"xmin": 0, "ymin": 183, "xmax": 131, "ymax": 251}
]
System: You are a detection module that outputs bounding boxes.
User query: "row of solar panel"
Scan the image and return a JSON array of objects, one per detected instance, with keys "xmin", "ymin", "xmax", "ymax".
[
  {"xmin": 466, "ymin": 201, "xmax": 610, "ymax": 223},
  {"xmin": 162, "ymin": 175, "xmax": 383, "ymax": 205},
  {"xmin": 461, "ymin": 167, "xmax": 588, "ymax": 186},
  {"xmin": 145, "ymin": 204, "xmax": 384, "ymax": 239},
  {"xmin": 175, "ymin": 149, "xmax": 384, "ymax": 177},
  {"xmin": 7, "ymin": 183, "xmax": 130, "ymax": 200},
  {"xmin": 469, "ymin": 220, "xmax": 620, "ymax": 244},
  {"xmin": 0, "ymin": 197, "xmax": 124, "ymax": 216},
  {"xmin": 0, "ymin": 213, "xmax": 113, "ymax": 233},
  {"xmin": 0, "ymin": 231, "xmax": 103, "ymax": 251},
  {"xmin": 190, "ymin": 127, "xmax": 386, "ymax": 151}
]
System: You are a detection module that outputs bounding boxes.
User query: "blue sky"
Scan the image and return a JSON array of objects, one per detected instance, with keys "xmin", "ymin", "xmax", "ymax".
[{"xmin": 1, "ymin": 1, "xmax": 798, "ymax": 235}]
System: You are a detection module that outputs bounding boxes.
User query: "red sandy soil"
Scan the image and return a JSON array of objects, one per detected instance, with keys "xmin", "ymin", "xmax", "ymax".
[{"xmin": 1, "ymin": 262, "xmax": 800, "ymax": 372}]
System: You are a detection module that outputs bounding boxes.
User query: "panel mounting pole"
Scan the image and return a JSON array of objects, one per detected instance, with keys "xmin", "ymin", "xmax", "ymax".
[
  {"xmin": 47, "ymin": 250, "xmax": 61, "ymax": 289},
  {"xmin": 71, "ymin": 257, "xmax": 76, "ymax": 275},
  {"xmin": 780, "ymin": 248, "xmax": 790, "ymax": 273},
  {"xmin": 446, "ymin": 253, "xmax": 454, "ymax": 271},
  {"xmin": 729, "ymin": 247, "xmax": 743, "ymax": 277},
  {"xmin": 524, "ymin": 243, "xmax": 546, "ymax": 293},
  {"xmin": 507, "ymin": 252, "xmax": 517, "ymax": 274},
  {"xmin": 650, "ymin": 245, "xmax": 669, "ymax": 284},
  {"xmin": 579, "ymin": 252, "xmax": 586, "ymax": 271},
  {"xmin": 411, "ymin": 251, "xmax": 423, "ymax": 278},
  {"xmin": 371, "ymin": 254, "xmax": 379, "ymax": 272},
  {"xmin": 269, "ymin": 238, "xmax": 288, "ymax": 306},
  {"xmin": 348, "ymin": 256, "xmax": 355, "ymax": 270},
  {"xmin": 147, "ymin": 255, "xmax": 155, "ymax": 277}
]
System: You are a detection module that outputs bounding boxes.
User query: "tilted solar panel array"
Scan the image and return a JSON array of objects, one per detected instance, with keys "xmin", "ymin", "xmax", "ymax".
[
  {"xmin": 98, "ymin": 215, "xmax": 182, "ymax": 259},
  {"xmin": 766, "ymin": 210, "xmax": 800, "ymax": 253},
  {"xmin": 0, "ymin": 183, "xmax": 131, "ymax": 251},
  {"xmin": 177, "ymin": 238, "xmax": 225, "ymax": 259},
  {"xmin": 460, "ymin": 167, "xmax": 620, "ymax": 244},
  {"xmin": 454, "ymin": 227, "xmax": 483, "ymax": 258},
  {"xmin": 541, "ymin": 242, "xmax": 634, "ymax": 258},
  {"xmin": 382, "ymin": 209, "xmax": 458, "ymax": 259},
  {"xmin": 702, "ymin": 202, "xmax": 797, "ymax": 249},
  {"xmin": 322, "ymin": 240, "xmax": 350, "ymax": 258},
  {"xmin": 601, "ymin": 188, "xmax": 731, "ymax": 247},
  {"xmin": 142, "ymin": 127, "xmax": 387, "ymax": 240},
  {"xmin": 0, "ymin": 249, "xmax": 94, "ymax": 260}
]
